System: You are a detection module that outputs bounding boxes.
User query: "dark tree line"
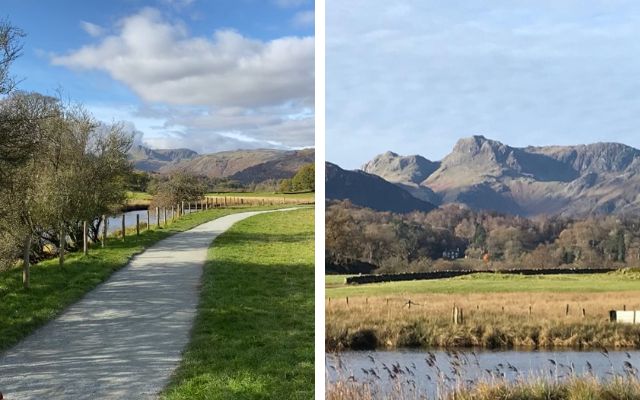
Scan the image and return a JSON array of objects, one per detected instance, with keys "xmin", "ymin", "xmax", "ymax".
[{"xmin": 326, "ymin": 200, "xmax": 640, "ymax": 274}]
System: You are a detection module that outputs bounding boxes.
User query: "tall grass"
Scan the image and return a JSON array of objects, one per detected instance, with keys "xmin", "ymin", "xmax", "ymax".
[{"xmin": 326, "ymin": 292, "xmax": 640, "ymax": 351}]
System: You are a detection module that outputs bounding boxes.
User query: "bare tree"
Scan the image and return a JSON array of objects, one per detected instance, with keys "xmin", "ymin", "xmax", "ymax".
[{"xmin": 0, "ymin": 19, "xmax": 24, "ymax": 95}]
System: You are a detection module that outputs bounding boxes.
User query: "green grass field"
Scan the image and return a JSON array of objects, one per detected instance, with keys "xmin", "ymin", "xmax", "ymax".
[
  {"xmin": 0, "ymin": 205, "xmax": 289, "ymax": 353},
  {"xmin": 326, "ymin": 271, "xmax": 640, "ymax": 297},
  {"xmin": 125, "ymin": 191, "xmax": 153, "ymax": 200},
  {"xmin": 163, "ymin": 208, "xmax": 314, "ymax": 400},
  {"xmin": 206, "ymin": 191, "xmax": 314, "ymax": 199}
]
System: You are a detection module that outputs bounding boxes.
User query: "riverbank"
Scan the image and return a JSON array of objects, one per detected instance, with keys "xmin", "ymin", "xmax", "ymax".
[
  {"xmin": 0, "ymin": 205, "xmax": 291, "ymax": 353},
  {"xmin": 326, "ymin": 273, "xmax": 640, "ymax": 351}
]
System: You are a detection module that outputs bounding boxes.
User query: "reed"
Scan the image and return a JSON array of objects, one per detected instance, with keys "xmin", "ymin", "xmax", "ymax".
[{"xmin": 326, "ymin": 350, "xmax": 640, "ymax": 399}]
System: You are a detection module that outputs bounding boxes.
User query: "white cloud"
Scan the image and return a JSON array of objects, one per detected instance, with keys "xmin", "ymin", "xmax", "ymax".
[
  {"xmin": 80, "ymin": 21, "xmax": 105, "ymax": 37},
  {"xmin": 293, "ymin": 10, "xmax": 314, "ymax": 27},
  {"xmin": 54, "ymin": 8, "xmax": 314, "ymax": 152},
  {"xmin": 53, "ymin": 8, "xmax": 314, "ymax": 109}
]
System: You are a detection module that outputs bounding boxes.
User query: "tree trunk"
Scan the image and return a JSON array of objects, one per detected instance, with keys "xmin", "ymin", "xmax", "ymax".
[{"xmin": 23, "ymin": 234, "xmax": 31, "ymax": 289}]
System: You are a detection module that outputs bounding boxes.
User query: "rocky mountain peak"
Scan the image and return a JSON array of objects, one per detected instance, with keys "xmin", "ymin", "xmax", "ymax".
[{"xmin": 362, "ymin": 151, "xmax": 439, "ymax": 185}]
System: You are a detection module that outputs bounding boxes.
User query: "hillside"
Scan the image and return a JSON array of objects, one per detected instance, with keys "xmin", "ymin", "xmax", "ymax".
[
  {"xmin": 229, "ymin": 149, "xmax": 315, "ymax": 184},
  {"xmin": 363, "ymin": 136, "xmax": 640, "ymax": 216},
  {"xmin": 129, "ymin": 145, "xmax": 198, "ymax": 172},
  {"xmin": 325, "ymin": 162, "xmax": 435, "ymax": 213},
  {"xmin": 161, "ymin": 148, "xmax": 314, "ymax": 184}
]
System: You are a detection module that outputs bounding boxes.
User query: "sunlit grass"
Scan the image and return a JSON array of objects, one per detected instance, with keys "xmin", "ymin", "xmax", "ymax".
[
  {"xmin": 163, "ymin": 208, "xmax": 314, "ymax": 400},
  {"xmin": 326, "ymin": 271, "xmax": 640, "ymax": 297}
]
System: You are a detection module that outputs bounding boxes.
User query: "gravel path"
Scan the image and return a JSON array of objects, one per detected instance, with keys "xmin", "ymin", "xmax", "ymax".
[{"xmin": 0, "ymin": 208, "xmax": 300, "ymax": 399}]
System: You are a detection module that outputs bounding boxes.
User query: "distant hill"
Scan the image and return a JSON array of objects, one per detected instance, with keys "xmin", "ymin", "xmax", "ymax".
[
  {"xmin": 362, "ymin": 135, "xmax": 640, "ymax": 217},
  {"xmin": 325, "ymin": 162, "xmax": 436, "ymax": 213},
  {"xmin": 229, "ymin": 149, "xmax": 314, "ymax": 184},
  {"xmin": 129, "ymin": 145, "xmax": 198, "ymax": 172},
  {"xmin": 130, "ymin": 145, "xmax": 315, "ymax": 184},
  {"xmin": 362, "ymin": 151, "xmax": 441, "ymax": 204}
]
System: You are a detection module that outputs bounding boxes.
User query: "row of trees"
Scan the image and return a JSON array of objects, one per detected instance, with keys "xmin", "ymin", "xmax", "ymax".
[
  {"xmin": 326, "ymin": 200, "xmax": 640, "ymax": 274},
  {"xmin": 0, "ymin": 22, "xmax": 133, "ymax": 287},
  {"xmin": 279, "ymin": 163, "xmax": 315, "ymax": 192}
]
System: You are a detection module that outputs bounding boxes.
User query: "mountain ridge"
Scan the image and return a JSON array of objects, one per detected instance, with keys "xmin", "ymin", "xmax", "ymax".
[
  {"xmin": 129, "ymin": 145, "xmax": 314, "ymax": 184},
  {"xmin": 361, "ymin": 136, "xmax": 640, "ymax": 217}
]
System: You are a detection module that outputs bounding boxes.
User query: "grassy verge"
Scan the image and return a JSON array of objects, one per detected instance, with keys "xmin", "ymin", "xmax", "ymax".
[
  {"xmin": 162, "ymin": 208, "xmax": 314, "ymax": 400},
  {"xmin": 0, "ymin": 205, "xmax": 289, "ymax": 353},
  {"xmin": 326, "ymin": 273, "xmax": 640, "ymax": 351}
]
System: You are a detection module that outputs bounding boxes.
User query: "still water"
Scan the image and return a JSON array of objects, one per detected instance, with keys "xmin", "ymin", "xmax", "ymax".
[
  {"xmin": 104, "ymin": 208, "xmax": 195, "ymax": 234},
  {"xmin": 326, "ymin": 349, "xmax": 640, "ymax": 398}
]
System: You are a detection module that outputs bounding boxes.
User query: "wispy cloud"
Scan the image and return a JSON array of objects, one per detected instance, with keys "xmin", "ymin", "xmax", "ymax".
[
  {"xmin": 292, "ymin": 10, "xmax": 314, "ymax": 28},
  {"xmin": 80, "ymin": 21, "xmax": 105, "ymax": 37}
]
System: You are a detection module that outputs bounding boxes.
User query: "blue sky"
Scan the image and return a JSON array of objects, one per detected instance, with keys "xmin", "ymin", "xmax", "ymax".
[
  {"xmin": 4, "ymin": 0, "xmax": 314, "ymax": 152},
  {"xmin": 327, "ymin": 1, "xmax": 640, "ymax": 169}
]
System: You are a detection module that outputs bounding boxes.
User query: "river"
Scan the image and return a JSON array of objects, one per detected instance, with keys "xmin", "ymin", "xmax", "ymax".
[
  {"xmin": 104, "ymin": 207, "xmax": 196, "ymax": 235},
  {"xmin": 326, "ymin": 349, "xmax": 640, "ymax": 398}
]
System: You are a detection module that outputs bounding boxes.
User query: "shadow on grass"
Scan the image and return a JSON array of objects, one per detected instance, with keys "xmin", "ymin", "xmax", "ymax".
[{"xmin": 165, "ymin": 259, "xmax": 314, "ymax": 400}]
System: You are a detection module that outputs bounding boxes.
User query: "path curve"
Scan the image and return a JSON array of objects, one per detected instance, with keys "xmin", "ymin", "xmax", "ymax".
[{"xmin": 0, "ymin": 208, "xmax": 302, "ymax": 399}]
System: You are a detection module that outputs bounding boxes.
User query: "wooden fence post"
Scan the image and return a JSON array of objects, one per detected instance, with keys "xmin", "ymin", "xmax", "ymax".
[
  {"xmin": 83, "ymin": 221, "xmax": 88, "ymax": 254},
  {"xmin": 346, "ymin": 296, "xmax": 349, "ymax": 305},
  {"xmin": 59, "ymin": 225, "xmax": 65, "ymax": 266},
  {"xmin": 566, "ymin": 304, "xmax": 569, "ymax": 316},
  {"xmin": 136, "ymin": 214, "xmax": 140, "ymax": 236},
  {"xmin": 102, "ymin": 215, "xmax": 107, "ymax": 247},
  {"xmin": 23, "ymin": 234, "xmax": 30, "ymax": 289},
  {"xmin": 121, "ymin": 214, "xmax": 126, "ymax": 241}
]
